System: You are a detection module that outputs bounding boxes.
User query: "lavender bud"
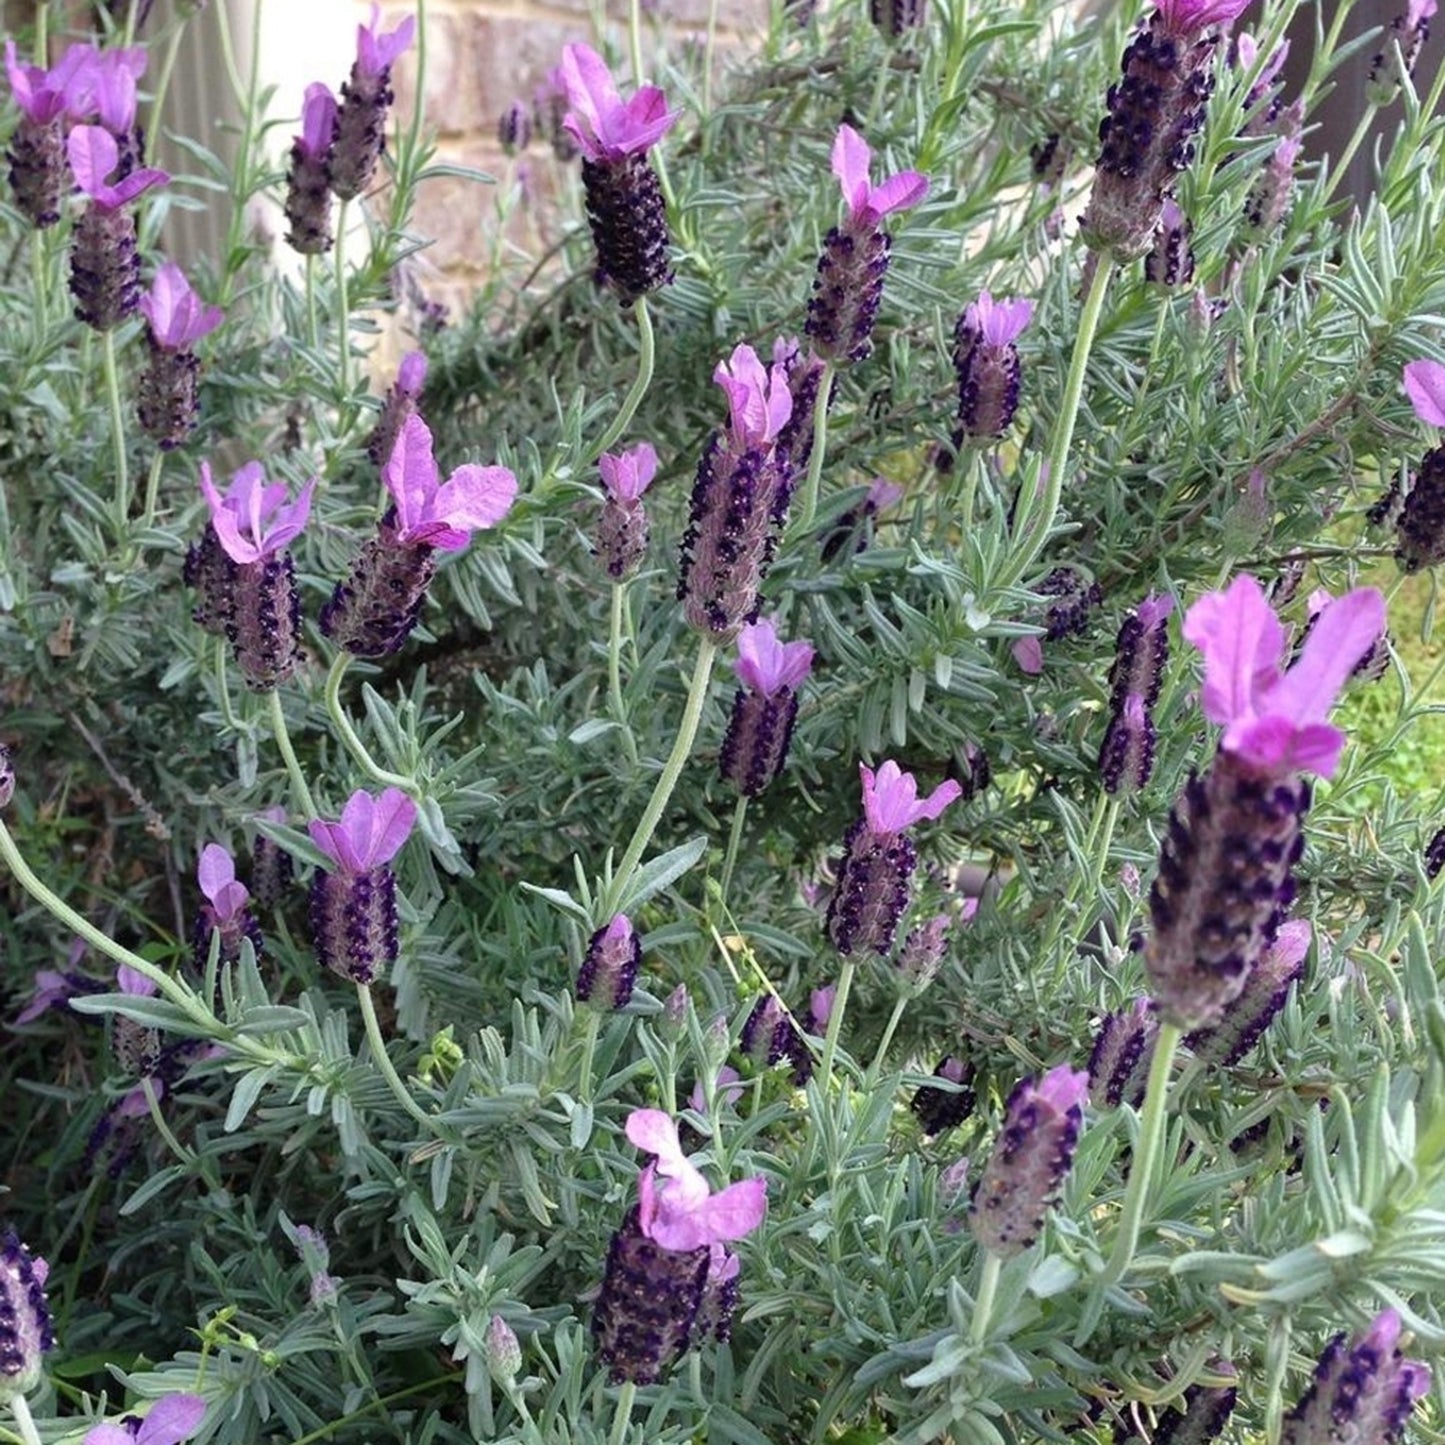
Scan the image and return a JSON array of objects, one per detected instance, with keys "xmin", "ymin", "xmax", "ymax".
[
  {"xmin": 897, "ymin": 914, "xmax": 950, "ymax": 989},
  {"xmin": 576, "ymin": 915, "xmax": 641, "ymax": 1012},
  {"xmin": 320, "ymin": 513, "xmax": 438, "ymax": 657},
  {"xmin": 7, "ymin": 116, "xmax": 67, "ymax": 228},
  {"xmin": 1108, "ymin": 593, "xmax": 1173, "ymax": 713},
  {"xmin": 1367, "ymin": 1, "xmax": 1437, "ymax": 105},
  {"xmin": 593, "ymin": 1206, "xmax": 709, "ymax": 1384},
  {"xmin": 1145, "ymin": 753, "xmax": 1311, "ymax": 1030},
  {"xmin": 719, "ymin": 688, "xmax": 801, "ymax": 798},
  {"xmin": 1144, "ymin": 199, "xmax": 1196, "ymax": 286},
  {"xmin": 806, "ymin": 224, "xmax": 891, "ymax": 364},
  {"xmin": 580, "ymin": 154, "xmax": 673, "ymax": 304},
  {"xmin": 1100, "ymin": 694, "xmax": 1158, "ymax": 794},
  {"xmin": 774, "ymin": 344, "xmax": 826, "ymax": 476},
  {"xmin": 366, "ymin": 353, "xmax": 427, "ymax": 469},
  {"xmin": 951, "ymin": 293, "xmax": 1033, "ymax": 442},
  {"xmin": 969, "ymin": 1065, "xmax": 1089, "ymax": 1258},
  {"xmin": 1243, "ymin": 130, "xmax": 1302, "ymax": 239},
  {"xmin": 870, "ymin": 0, "xmax": 923, "ymax": 39},
  {"xmin": 0, "ymin": 1232, "xmax": 54, "ymax": 1403},
  {"xmin": 1152, "ymin": 1367, "xmax": 1239, "ymax": 1445},
  {"xmin": 251, "ymin": 811, "xmax": 295, "ymax": 910},
  {"xmin": 690, "ymin": 1248, "xmax": 742, "ymax": 1345},
  {"xmin": 1186, "ymin": 918, "xmax": 1309, "ymax": 1067},
  {"xmin": 284, "ymin": 135, "xmax": 333, "ymax": 255},
  {"xmin": 1281, "ymin": 1310, "xmax": 1431, "ymax": 1445},
  {"xmin": 1039, "ymin": 567, "xmax": 1102, "ymax": 640},
  {"xmin": 824, "ymin": 818, "xmax": 917, "ymax": 958},
  {"xmin": 229, "ymin": 554, "xmax": 304, "ymax": 691},
  {"xmin": 1087, "ymin": 997, "xmax": 1158, "ymax": 1108},
  {"xmin": 1426, "ymin": 826, "xmax": 1445, "ymax": 880},
  {"xmin": 190, "ymin": 900, "xmax": 264, "ymax": 973},
  {"xmin": 1031, "ymin": 132, "xmax": 1068, "ymax": 186},
  {"xmin": 184, "ymin": 526, "xmax": 237, "ymax": 637},
  {"xmin": 1396, "ymin": 444, "xmax": 1445, "ymax": 571},
  {"xmin": 910, "ymin": 1056, "xmax": 976, "ymax": 1135},
  {"xmin": 485, "ymin": 1315, "xmax": 523, "ymax": 1384},
  {"xmin": 309, "ymin": 865, "xmax": 400, "ymax": 986},
  {"xmin": 69, "ymin": 203, "xmax": 142, "ymax": 330},
  {"xmin": 136, "ymin": 339, "xmax": 203, "ymax": 449},
  {"xmin": 740, "ymin": 995, "xmax": 806, "ymax": 1077},
  {"xmin": 497, "ymin": 100, "xmax": 532, "ymax": 155},
  {"xmin": 330, "ymin": 64, "xmax": 395, "ymax": 201},
  {"xmin": 595, "ymin": 497, "xmax": 651, "ymax": 580},
  {"xmin": 660, "ymin": 983, "xmax": 689, "ymax": 1041},
  {"xmin": 0, "ymin": 744, "xmax": 13, "ymax": 810},
  {"xmin": 947, "ymin": 741, "xmax": 991, "ymax": 801}
]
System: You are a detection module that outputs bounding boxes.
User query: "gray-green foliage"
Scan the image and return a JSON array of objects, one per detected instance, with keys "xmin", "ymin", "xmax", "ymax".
[{"xmin": 3, "ymin": 0, "xmax": 1445, "ymax": 1440}]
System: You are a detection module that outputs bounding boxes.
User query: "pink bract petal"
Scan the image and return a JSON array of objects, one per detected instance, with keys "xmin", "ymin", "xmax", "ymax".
[
  {"xmin": 300, "ymin": 83, "xmax": 337, "ymax": 158},
  {"xmin": 598, "ymin": 442, "xmax": 659, "ymax": 503},
  {"xmin": 357, "ymin": 4, "xmax": 416, "ymax": 76},
  {"xmin": 1035, "ymin": 1064, "xmax": 1089, "ymax": 1112},
  {"xmin": 67, "ymin": 122, "xmax": 118, "ymax": 194},
  {"xmin": 141, "ymin": 262, "xmax": 223, "ymax": 349},
  {"xmin": 1271, "ymin": 918, "xmax": 1313, "ymax": 969},
  {"xmin": 429, "ymin": 465, "xmax": 519, "ymax": 550},
  {"xmin": 135, "ymin": 1394, "xmax": 208, "ymax": 1445},
  {"xmin": 1012, "ymin": 636, "xmax": 1045, "ymax": 675},
  {"xmin": 714, "ymin": 344, "xmax": 792, "ymax": 448},
  {"xmin": 384, "ymin": 413, "xmax": 441, "ymax": 533},
  {"xmin": 860, "ymin": 760, "xmax": 963, "ymax": 834},
  {"xmin": 626, "ymin": 1107, "xmax": 686, "ymax": 1166},
  {"xmin": 863, "ymin": 168, "xmax": 928, "ymax": 222},
  {"xmin": 197, "ymin": 843, "xmax": 236, "ymax": 902},
  {"xmin": 117, "ymin": 964, "xmax": 156, "ymax": 997},
  {"xmin": 734, "ymin": 617, "xmax": 814, "ymax": 695},
  {"xmin": 342, "ymin": 787, "xmax": 418, "ymax": 870},
  {"xmin": 831, "ymin": 124, "xmax": 873, "ymax": 218},
  {"xmin": 1182, "ymin": 575, "xmax": 1286, "ymax": 727},
  {"xmin": 1403, "ymin": 359, "xmax": 1445, "ymax": 428},
  {"xmin": 397, "ymin": 349, "xmax": 428, "ymax": 395},
  {"xmin": 1263, "ymin": 585, "xmax": 1385, "ymax": 726}
]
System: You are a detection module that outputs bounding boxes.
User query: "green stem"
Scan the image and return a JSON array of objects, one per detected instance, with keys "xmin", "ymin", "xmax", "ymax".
[
  {"xmin": 576, "ymin": 1007, "xmax": 602, "ymax": 1104},
  {"xmin": 103, "ymin": 329, "xmax": 130, "ymax": 534},
  {"xmin": 140, "ymin": 452, "xmax": 165, "ymax": 533},
  {"xmin": 866, "ymin": 993, "xmax": 910, "ymax": 1086},
  {"xmin": 626, "ymin": 0, "xmax": 645, "ymax": 90},
  {"xmin": 356, "ymin": 982, "xmax": 436, "ymax": 1131},
  {"xmin": 0, "ymin": 820, "xmax": 214, "ymax": 1030},
  {"xmin": 214, "ymin": 636, "xmax": 242, "ymax": 732},
  {"xmin": 797, "ymin": 361, "xmax": 836, "ymax": 531},
  {"xmin": 122, "ymin": 0, "xmax": 139, "ymax": 45},
  {"xmin": 605, "ymin": 638, "xmax": 716, "ymax": 913},
  {"xmin": 305, "ymin": 253, "xmax": 320, "ymax": 353},
  {"xmin": 609, "ymin": 1380, "xmax": 637, "ymax": 1445},
  {"xmin": 30, "ymin": 229, "xmax": 48, "ymax": 348},
  {"xmin": 969, "ymin": 1251, "xmax": 1003, "ymax": 1345},
  {"xmin": 147, "ymin": 18, "xmax": 185, "ymax": 143},
  {"xmin": 702, "ymin": 0, "xmax": 719, "ymax": 118},
  {"xmin": 817, "ymin": 956, "xmax": 856, "ymax": 1092},
  {"xmin": 998, "ymin": 254, "xmax": 1114, "ymax": 589},
  {"xmin": 267, "ymin": 688, "xmax": 317, "ymax": 818},
  {"xmin": 288, "ymin": 1377, "xmax": 457, "ymax": 1445},
  {"xmin": 1321, "ymin": 102, "xmax": 1380, "ymax": 206},
  {"xmin": 143, "ymin": 1075, "xmax": 196, "ymax": 1164},
  {"xmin": 1097, "ymin": 1022, "xmax": 1182, "ymax": 1288},
  {"xmin": 608, "ymin": 582, "xmax": 636, "ymax": 766},
  {"xmin": 593, "ymin": 298, "xmax": 655, "ymax": 459},
  {"xmin": 325, "ymin": 653, "xmax": 415, "ymax": 793},
  {"xmin": 335, "ymin": 198, "xmax": 352, "ymax": 403},
  {"xmin": 35, "ymin": 0, "xmax": 48, "ymax": 62},
  {"xmin": 719, "ymin": 795, "xmax": 748, "ymax": 913},
  {"xmin": 9, "ymin": 1396, "xmax": 43, "ymax": 1445},
  {"xmin": 955, "ymin": 447, "xmax": 982, "ymax": 534}
]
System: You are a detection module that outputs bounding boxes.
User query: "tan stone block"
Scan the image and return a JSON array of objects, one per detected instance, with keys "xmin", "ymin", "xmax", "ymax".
[{"xmin": 390, "ymin": 12, "xmax": 487, "ymax": 138}]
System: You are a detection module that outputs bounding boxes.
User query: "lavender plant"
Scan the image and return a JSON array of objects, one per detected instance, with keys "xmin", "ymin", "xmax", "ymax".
[{"xmin": 3, "ymin": 0, "xmax": 1445, "ymax": 1442}]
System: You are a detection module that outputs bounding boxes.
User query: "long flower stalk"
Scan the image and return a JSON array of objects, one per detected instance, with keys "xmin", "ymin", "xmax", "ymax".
[
  {"xmin": 103, "ymin": 329, "xmax": 130, "ymax": 533},
  {"xmin": 796, "ymin": 361, "xmax": 836, "ymax": 531},
  {"xmin": 325, "ymin": 653, "xmax": 415, "ymax": 793},
  {"xmin": 593, "ymin": 298, "xmax": 655, "ymax": 459},
  {"xmin": 357, "ymin": 982, "xmax": 437, "ymax": 1131},
  {"xmin": 268, "ymin": 689, "xmax": 317, "ymax": 817}
]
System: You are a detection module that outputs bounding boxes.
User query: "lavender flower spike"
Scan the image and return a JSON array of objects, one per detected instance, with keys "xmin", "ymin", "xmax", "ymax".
[
  {"xmin": 329, "ymin": 4, "xmax": 416, "ymax": 201},
  {"xmin": 1144, "ymin": 198, "xmax": 1196, "ymax": 286},
  {"xmin": 1281, "ymin": 1310, "xmax": 1431, "ymax": 1445},
  {"xmin": 825, "ymin": 761, "xmax": 962, "ymax": 957},
  {"xmin": 677, "ymin": 344, "xmax": 794, "ymax": 639},
  {"xmin": 952, "ymin": 292, "xmax": 1034, "ymax": 443},
  {"xmin": 1367, "ymin": 0, "xmax": 1438, "ymax": 104},
  {"xmin": 576, "ymin": 914, "xmax": 641, "ymax": 1011},
  {"xmin": 969, "ymin": 1064, "xmax": 1089, "ymax": 1258},
  {"xmin": 192, "ymin": 843, "xmax": 263, "ymax": 972},
  {"xmin": 4, "ymin": 40, "xmax": 89, "ymax": 226},
  {"xmin": 195, "ymin": 461, "xmax": 316, "ymax": 689},
  {"xmin": 595, "ymin": 441, "xmax": 658, "ymax": 579},
  {"xmin": 1397, "ymin": 358, "xmax": 1445, "ymax": 571},
  {"xmin": 67, "ymin": 124, "xmax": 167, "ymax": 330},
  {"xmin": 1186, "ymin": 917, "xmax": 1309, "ymax": 1066},
  {"xmin": 559, "ymin": 43, "xmax": 678, "ymax": 302},
  {"xmin": 321, "ymin": 413, "xmax": 517, "ymax": 656},
  {"xmin": 137, "ymin": 262, "xmax": 224, "ymax": 449},
  {"xmin": 285, "ymin": 83, "xmax": 337, "ymax": 254},
  {"xmin": 0, "ymin": 1231, "xmax": 53, "ymax": 1404},
  {"xmin": 309, "ymin": 787, "xmax": 417, "ymax": 986},
  {"xmin": 594, "ymin": 1110, "xmax": 766, "ymax": 1384},
  {"xmin": 719, "ymin": 617, "xmax": 814, "ymax": 796},
  {"xmin": 84, "ymin": 1392, "xmax": 207, "ymax": 1445},
  {"xmin": 806, "ymin": 124, "xmax": 928, "ymax": 363},
  {"xmin": 1146, "ymin": 576, "xmax": 1384, "ymax": 1029},
  {"xmin": 1081, "ymin": 0, "xmax": 1251, "ymax": 259},
  {"xmin": 367, "ymin": 349, "xmax": 428, "ymax": 468},
  {"xmin": 1088, "ymin": 997, "xmax": 1159, "ymax": 1108}
]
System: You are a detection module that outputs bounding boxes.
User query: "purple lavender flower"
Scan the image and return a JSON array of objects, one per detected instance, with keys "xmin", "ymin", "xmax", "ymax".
[
  {"xmin": 1235, "ymin": 33, "xmax": 1290, "ymax": 130},
  {"xmin": 250, "ymin": 807, "xmax": 294, "ymax": 909},
  {"xmin": 577, "ymin": 914, "xmax": 641, "ymax": 1011},
  {"xmin": 367, "ymin": 350, "xmax": 428, "ymax": 468},
  {"xmin": 897, "ymin": 912, "xmax": 950, "ymax": 989},
  {"xmin": 136, "ymin": 262, "xmax": 223, "ymax": 449},
  {"xmin": 772, "ymin": 336, "xmax": 827, "ymax": 476},
  {"xmin": 676, "ymin": 344, "xmax": 794, "ymax": 639},
  {"xmin": 285, "ymin": 83, "xmax": 337, "ymax": 254},
  {"xmin": 1144, "ymin": 198, "xmax": 1196, "ymax": 285},
  {"xmin": 594, "ymin": 1110, "xmax": 766, "ymax": 1384},
  {"xmin": 1243, "ymin": 111, "xmax": 1303, "ymax": 238},
  {"xmin": 1281, "ymin": 1310, "xmax": 1431, "ymax": 1445},
  {"xmin": 951, "ymin": 292, "xmax": 1033, "ymax": 442},
  {"xmin": 196, "ymin": 461, "xmax": 316, "ymax": 690},
  {"xmin": 328, "ymin": 5, "xmax": 415, "ymax": 202},
  {"xmin": 739, "ymin": 994, "xmax": 811, "ymax": 1084},
  {"xmin": 719, "ymin": 617, "xmax": 814, "ymax": 796},
  {"xmin": 1151, "ymin": 1367, "xmax": 1238, "ymax": 1445},
  {"xmin": 969, "ymin": 1064, "xmax": 1089, "ymax": 1258},
  {"xmin": 0, "ymin": 1231, "xmax": 53, "ymax": 1404},
  {"xmin": 84, "ymin": 1393, "xmax": 207, "ymax": 1445},
  {"xmin": 498, "ymin": 100, "xmax": 531, "ymax": 155},
  {"xmin": 1100, "ymin": 593, "xmax": 1173, "ymax": 794},
  {"xmin": 192, "ymin": 843, "xmax": 263, "ymax": 971},
  {"xmin": 1186, "ymin": 917, "xmax": 1309, "ymax": 1066},
  {"xmin": 911, "ymin": 1056, "xmax": 976, "ymax": 1135},
  {"xmin": 66, "ymin": 124, "xmax": 167, "ymax": 330},
  {"xmin": 1367, "ymin": 0, "xmax": 1438, "ymax": 104},
  {"xmin": 308, "ymin": 787, "xmax": 417, "ymax": 986},
  {"xmin": 558, "ymin": 43, "xmax": 677, "ymax": 303},
  {"xmin": 1039, "ymin": 566, "xmax": 1102, "ymax": 640},
  {"xmin": 595, "ymin": 441, "xmax": 658, "ymax": 579},
  {"xmin": 321, "ymin": 413, "xmax": 517, "ymax": 656},
  {"xmin": 870, "ymin": 0, "xmax": 923, "ymax": 39},
  {"xmin": 1426, "ymin": 825, "xmax": 1445, "ymax": 880},
  {"xmin": 1081, "ymin": 0, "xmax": 1252, "ymax": 260},
  {"xmin": 1087, "ymin": 997, "xmax": 1158, "ymax": 1108},
  {"xmin": 1100, "ymin": 695, "xmax": 1158, "ymax": 795},
  {"xmin": 1396, "ymin": 359, "xmax": 1445, "ymax": 571},
  {"xmin": 806, "ymin": 124, "xmax": 927, "ymax": 363},
  {"xmin": 3, "ymin": 40, "xmax": 92, "ymax": 226},
  {"xmin": 1145, "ymin": 576, "xmax": 1385, "ymax": 1029},
  {"xmin": 64, "ymin": 43, "xmax": 148, "ymax": 178},
  {"xmin": 825, "ymin": 761, "xmax": 962, "ymax": 957},
  {"xmin": 820, "ymin": 476, "xmax": 904, "ymax": 562},
  {"xmin": 111, "ymin": 963, "xmax": 161, "ymax": 1078}
]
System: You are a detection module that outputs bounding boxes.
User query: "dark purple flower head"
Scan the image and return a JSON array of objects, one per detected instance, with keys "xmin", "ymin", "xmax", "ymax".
[
  {"xmin": 383, "ymin": 414, "xmax": 518, "ymax": 551},
  {"xmin": 366, "ymin": 350, "xmax": 428, "ymax": 466},
  {"xmin": 558, "ymin": 43, "xmax": 677, "ymax": 163},
  {"xmin": 1281, "ymin": 1310, "xmax": 1431, "ymax": 1445},
  {"xmin": 200, "ymin": 461, "xmax": 316, "ymax": 566},
  {"xmin": 1368, "ymin": 0, "xmax": 1438, "ymax": 101},
  {"xmin": 911, "ymin": 1056, "xmax": 976, "ymax": 1135},
  {"xmin": 84, "ymin": 1392, "xmax": 206, "ymax": 1445},
  {"xmin": 830, "ymin": 123, "xmax": 928, "ymax": 228},
  {"xmin": 0, "ymin": 1231, "xmax": 53, "ymax": 1403},
  {"xmin": 1186, "ymin": 917, "xmax": 1309, "ymax": 1066},
  {"xmin": 355, "ymin": 4, "xmax": 416, "ymax": 79},
  {"xmin": 309, "ymin": 787, "xmax": 416, "ymax": 875},
  {"xmin": 576, "ymin": 914, "xmax": 641, "ymax": 1011},
  {"xmin": 140, "ymin": 262, "xmax": 223, "ymax": 350},
  {"xmin": 67, "ymin": 124, "xmax": 165, "ymax": 210},
  {"xmin": 969, "ymin": 1064, "xmax": 1089, "ymax": 1258}
]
